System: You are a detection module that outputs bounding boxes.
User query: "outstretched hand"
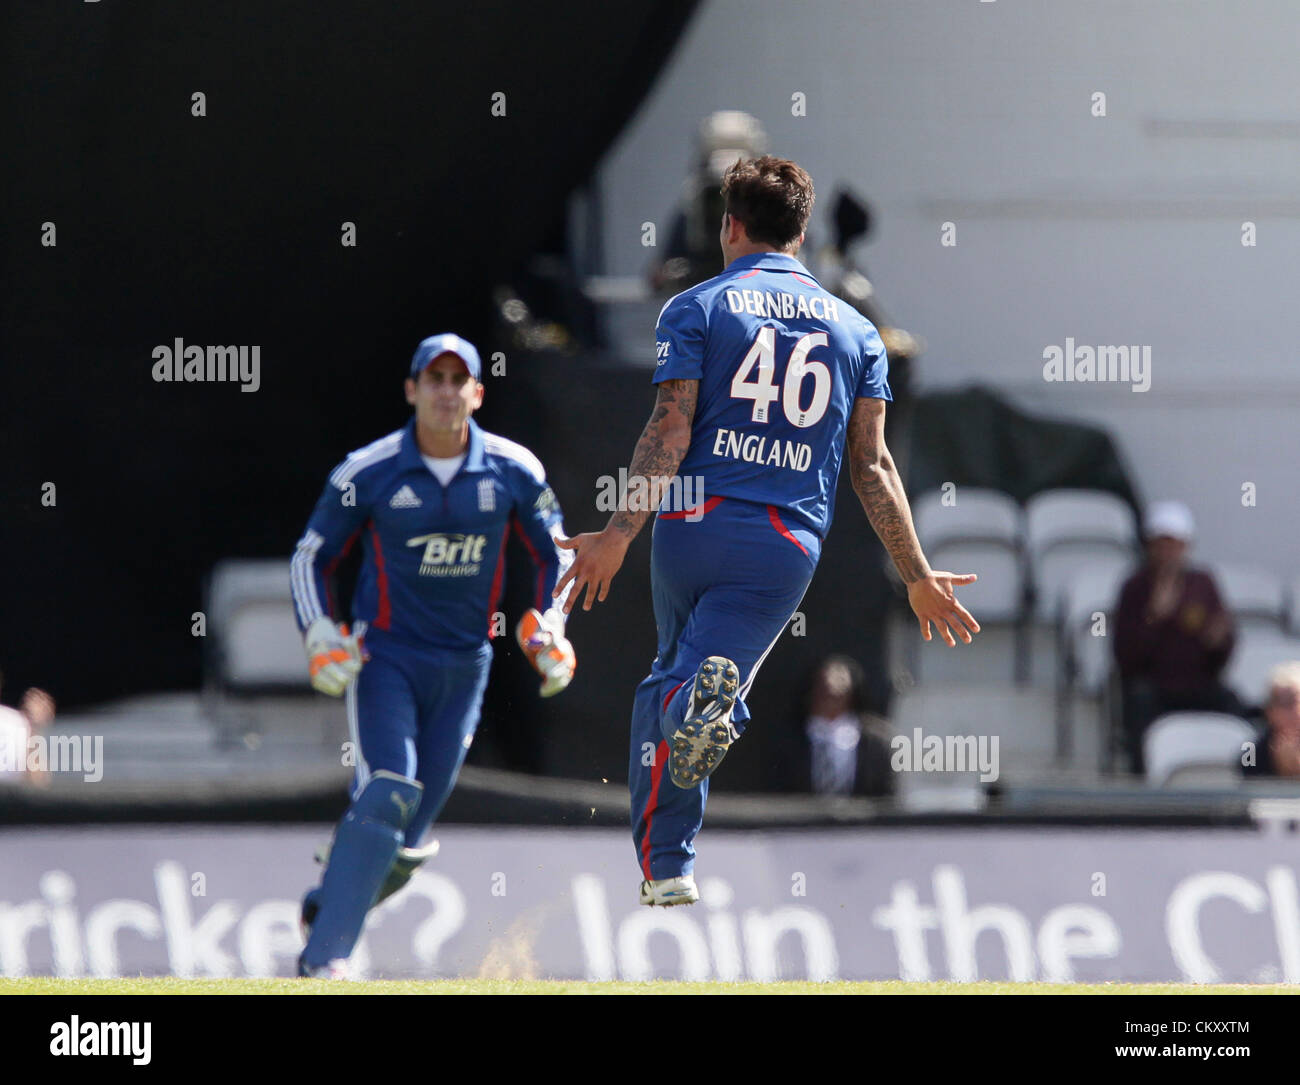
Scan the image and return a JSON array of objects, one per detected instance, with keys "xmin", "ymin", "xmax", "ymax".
[
  {"xmin": 908, "ymin": 571, "xmax": 980, "ymax": 647},
  {"xmin": 553, "ymin": 529, "xmax": 631, "ymax": 615}
]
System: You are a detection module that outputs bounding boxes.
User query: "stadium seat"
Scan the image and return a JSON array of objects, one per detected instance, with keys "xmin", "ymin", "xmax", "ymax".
[
  {"xmin": 1057, "ymin": 562, "xmax": 1130, "ymax": 697},
  {"xmin": 1053, "ymin": 562, "xmax": 1130, "ymax": 766},
  {"xmin": 890, "ymin": 686, "xmax": 1060, "ymax": 781},
  {"xmin": 1207, "ymin": 561, "xmax": 1287, "ymax": 635},
  {"xmin": 206, "ymin": 559, "xmax": 311, "ymax": 691},
  {"xmin": 1143, "ymin": 712, "xmax": 1255, "ymax": 788},
  {"xmin": 1025, "ymin": 490, "xmax": 1138, "ymax": 623},
  {"xmin": 1028, "ymin": 546, "xmax": 1134, "ymax": 692},
  {"xmin": 913, "ymin": 487, "xmax": 1020, "ymax": 552},
  {"xmin": 910, "ymin": 488, "xmax": 1024, "ymax": 683},
  {"xmin": 1224, "ymin": 630, "xmax": 1300, "ymax": 709}
]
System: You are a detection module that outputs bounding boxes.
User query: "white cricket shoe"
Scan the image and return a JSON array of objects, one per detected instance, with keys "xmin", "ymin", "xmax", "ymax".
[
  {"xmin": 297, "ymin": 956, "xmax": 351, "ymax": 980},
  {"xmin": 667, "ymin": 656, "xmax": 740, "ymax": 789},
  {"xmin": 640, "ymin": 874, "xmax": 700, "ymax": 907}
]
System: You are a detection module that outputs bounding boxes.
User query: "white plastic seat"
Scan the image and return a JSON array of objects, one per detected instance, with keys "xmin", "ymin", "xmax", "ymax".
[
  {"xmin": 1143, "ymin": 712, "xmax": 1255, "ymax": 787},
  {"xmin": 1207, "ymin": 561, "xmax": 1286, "ymax": 635},
  {"xmin": 207, "ymin": 559, "xmax": 310, "ymax": 689},
  {"xmin": 928, "ymin": 541, "xmax": 1022, "ymax": 623},
  {"xmin": 913, "ymin": 488, "xmax": 1020, "ymax": 551},
  {"xmin": 913, "ymin": 487, "xmax": 1023, "ymax": 622},
  {"xmin": 1059, "ymin": 561, "xmax": 1132, "ymax": 696},
  {"xmin": 1224, "ymin": 631, "xmax": 1300, "ymax": 709},
  {"xmin": 911, "ymin": 489, "xmax": 1024, "ymax": 682},
  {"xmin": 1026, "ymin": 490, "xmax": 1137, "ymax": 622},
  {"xmin": 1026, "ymin": 489, "xmax": 1136, "ymax": 552}
]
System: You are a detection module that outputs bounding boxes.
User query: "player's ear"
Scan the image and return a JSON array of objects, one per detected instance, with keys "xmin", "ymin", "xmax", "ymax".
[
  {"xmin": 404, "ymin": 377, "xmax": 417, "ymax": 406},
  {"xmin": 473, "ymin": 380, "xmax": 485, "ymax": 409}
]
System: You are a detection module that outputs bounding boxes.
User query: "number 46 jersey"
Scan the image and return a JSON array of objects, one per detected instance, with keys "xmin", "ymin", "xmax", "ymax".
[{"xmin": 653, "ymin": 251, "xmax": 891, "ymax": 538}]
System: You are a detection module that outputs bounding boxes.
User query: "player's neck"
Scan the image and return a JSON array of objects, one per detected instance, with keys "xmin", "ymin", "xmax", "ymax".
[
  {"xmin": 415, "ymin": 420, "xmax": 469, "ymax": 458},
  {"xmin": 727, "ymin": 243, "xmax": 797, "ymax": 265}
]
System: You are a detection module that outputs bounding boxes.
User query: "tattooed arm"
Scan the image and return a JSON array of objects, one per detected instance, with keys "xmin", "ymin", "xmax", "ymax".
[
  {"xmin": 553, "ymin": 379, "xmax": 698, "ymax": 613},
  {"xmin": 847, "ymin": 397, "xmax": 980, "ymax": 646},
  {"xmin": 608, "ymin": 379, "xmax": 698, "ymax": 541}
]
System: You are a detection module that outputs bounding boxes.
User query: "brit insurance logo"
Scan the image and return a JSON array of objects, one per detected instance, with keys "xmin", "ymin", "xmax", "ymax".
[{"xmin": 406, "ymin": 533, "xmax": 487, "ymax": 577}]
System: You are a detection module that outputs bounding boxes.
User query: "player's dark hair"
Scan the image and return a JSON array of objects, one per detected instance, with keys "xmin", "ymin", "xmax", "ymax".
[{"xmin": 720, "ymin": 156, "xmax": 815, "ymax": 251}]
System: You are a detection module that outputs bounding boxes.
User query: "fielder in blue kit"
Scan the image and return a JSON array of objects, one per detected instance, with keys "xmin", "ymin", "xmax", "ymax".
[
  {"xmin": 557, "ymin": 157, "xmax": 979, "ymax": 906},
  {"xmin": 290, "ymin": 333, "xmax": 576, "ymax": 978}
]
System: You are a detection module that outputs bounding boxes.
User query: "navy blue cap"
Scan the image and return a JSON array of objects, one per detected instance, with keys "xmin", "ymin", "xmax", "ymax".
[{"xmin": 409, "ymin": 333, "xmax": 482, "ymax": 380}]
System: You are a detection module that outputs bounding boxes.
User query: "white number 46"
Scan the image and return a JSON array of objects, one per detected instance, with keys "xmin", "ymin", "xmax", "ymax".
[{"xmin": 730, "ymin": 327, "xmax": 831, "ymax": 428}]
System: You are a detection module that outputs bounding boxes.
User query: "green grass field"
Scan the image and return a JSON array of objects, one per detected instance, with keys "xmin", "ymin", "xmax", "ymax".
[{"xmin": 4, "ymin": 978, "xmax": 1296, "ymax": 995}]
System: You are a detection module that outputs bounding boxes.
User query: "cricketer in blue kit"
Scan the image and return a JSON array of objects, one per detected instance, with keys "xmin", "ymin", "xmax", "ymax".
[
  {"xmin": 290, "ymin": 333, "xmax": 576, "ymax": 978},
  {"xmin": 556, "ymin": 157, "xmax": 979, "ymax": 907}
]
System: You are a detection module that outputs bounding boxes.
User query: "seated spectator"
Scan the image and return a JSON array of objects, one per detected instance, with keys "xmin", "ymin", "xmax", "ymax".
[
  {"xmin": 1113, "ymin": 501, "xmax": 1242, "ymax": 774},
  {"xmin": 1242, "ymin": 663, "xmax": 1300, "ymax": 778},
  {"xmin": 0, "ymin": 669, "xmax": 56, "ymax": 785},
  {"xmin": 777, "ymin": 655, "xmax": 894, "ymax": 797}
]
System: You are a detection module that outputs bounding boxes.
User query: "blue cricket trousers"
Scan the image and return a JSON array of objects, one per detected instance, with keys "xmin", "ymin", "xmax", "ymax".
[
  {"xmin": 629, "ymin": 497, "xmax": 820, "ymax": 881},
  {"xmin": 347, "ymin": 623, "xmax": 494, "ymax": 846}
]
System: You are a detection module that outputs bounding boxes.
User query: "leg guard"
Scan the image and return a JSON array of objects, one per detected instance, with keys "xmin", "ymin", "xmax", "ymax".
[
  {"xmin": 376, "ymin": 839, "xmax": 440, "ymax": 906},
  {"xmin": 302, "ymin": 838, "xmax": 440, "ymax": 937},
  {"xmin": 299, "ymin": 770, "xmax": 423, "ymax": 970}
]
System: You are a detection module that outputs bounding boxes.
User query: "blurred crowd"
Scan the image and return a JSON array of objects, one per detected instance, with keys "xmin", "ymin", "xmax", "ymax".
[{"xmin": 1116, "ymin": 501, "xmax": 1299, "ymax": 779}]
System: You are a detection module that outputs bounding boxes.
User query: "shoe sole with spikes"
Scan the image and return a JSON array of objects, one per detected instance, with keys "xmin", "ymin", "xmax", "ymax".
[{"xmin": 667, "ymin": 656, "xmax": 740, "ymax": 789}]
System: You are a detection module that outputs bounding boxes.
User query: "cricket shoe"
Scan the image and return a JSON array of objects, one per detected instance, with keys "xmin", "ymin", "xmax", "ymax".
[
  {"xmin": 667, "ymin": 656, "xmax": 740, "ymax": 789},
  {"xmin": 639, "ymin": 874, "xmax": 700, "ymax": 907},
  {"xmin": 299, "ymin": 888, "xmax": 322, "ymax": 942},
  {"xmin": 297, "ymin": 954, "xmax": 350, "ymax": 980}
]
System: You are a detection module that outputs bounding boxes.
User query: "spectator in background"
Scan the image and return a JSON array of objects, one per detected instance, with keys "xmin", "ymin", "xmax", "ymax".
[
  {"xmin": 0, "ymin": 669, "xmax": 56, "ymax": 785},
  {"xmin": 1242, "ymin": 663, "xmax": 1300, "ymax": 778},
  {"xmin": 782, "ymin": 655, "xmax": 894, "ymax": 797},
  {"xmin": 1113, "ymin": 501, "xmax": 1241, "ymax": 774},
  {"xmin": 648, "ymin": 116, "xmax": 921, "ymax": 444},
  {"xmin": 649, "ymin": 111, "xmax": 769, "ymax": 295}
]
